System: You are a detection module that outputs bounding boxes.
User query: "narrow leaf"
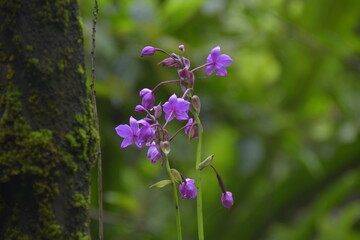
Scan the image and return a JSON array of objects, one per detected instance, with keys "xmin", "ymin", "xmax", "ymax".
[{"xmin": 149, "ymin": 179, "xmax": 172, "ymax": 188}]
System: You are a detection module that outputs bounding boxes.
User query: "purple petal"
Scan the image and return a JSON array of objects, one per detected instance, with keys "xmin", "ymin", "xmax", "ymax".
[
  {"xmin": 215, "ymin": 65, "xmax": 228, "ymax": 76},
  {"xmin": 206, "ymin": 64, "xmax": 215, "ymax": 76},
  {"xmin": 121, "ymin": 137, "xmax": 134, "ymax": 148},
  {"xmin": 186, "ymin": 178, "xmax": 194, "ymax": 184},
  {"xmin": 217, "ymin": 54, "xmax": 232, "ymax": 67},
  {"xmin": 168, "ymin": 94, "xmax": 178, "ymax": 106},
  {"xmin": 129, "ymin": 116, "xmax": 139, "ymax": 133},
  {"xmin": 147, "ymin": 143, "xmax": 162, "ymax": 164},
  {"xmin": 162, "ymin": 103, "xmax": 170, "ymax": 113},
  {"xmin": 207, "ymin": 46, "xmax": 221, "ymax": 63},
  {"xmin": 139, "ymin": 125, "xmax": 154, "ymax": 143},
  {"xmin": 176, "ymin": 99, "xmax": 190, "ymax": 112},
  {"xmin": 139, "ymin": 88, "xmax": 151, "ymax": 96},
  {"xmin": 175, "ymin": 111, "xmax": 189, "ymax": 121},
  {"xmin": 165, "ymin": 111, "xmax": 175, "ymax": 122},
  {"xmin": 134, "ymin": 139, "xmax": 143, "ymax": 148},
  {"xmin": 115, "ymin": 124, "xmax": 132, "ymax": 138}
]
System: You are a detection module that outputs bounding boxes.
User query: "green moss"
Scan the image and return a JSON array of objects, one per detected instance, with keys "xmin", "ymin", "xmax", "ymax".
[
  {"xmin": 76, "ymin": 16, "xmax": 84, "ymax": 34},
  {"xmin": 73, "ymin": 191, "xmax": 88, "ymax": 208},
  {"xmin": 6, "ymin": 64, "xmax": 15, "ymax": 79},
  {"xmin": 0, "ymin": 51, "xmax": 6, "ymax": 62},
  {"xmin": 77, "ymin": 64, "xmax": 85, "ymax": 75},
  {"xmin": 0, "ymin": 1, "xmax": 97, "ymax": 238},
  {"xmin": 72, "ymin": 232, "xmax": 89, "ymax": 240},
  {"xmin": 28, "ymin": 58, "xmax": 39, "ymax": 65},
  {"xmin": 66, "ymin": 133, "xmax": 80, "ymax": 148},
  {"xmin": 57, "ymin": 59, "xmax": 67, "ymax": 71},
  {"xmin": 0, "ymin": 83, "xmax": 97, "ymax": 239}
]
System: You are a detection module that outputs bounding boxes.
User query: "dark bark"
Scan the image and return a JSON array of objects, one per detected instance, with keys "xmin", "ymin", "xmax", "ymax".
[{"xmin": 0, "ymin": 1, "xmax": 97, "ymax": 239}]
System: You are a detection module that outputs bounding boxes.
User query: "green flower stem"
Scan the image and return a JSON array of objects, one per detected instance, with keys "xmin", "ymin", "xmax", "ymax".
[
  {"xmin": 192, "ymin": 112, "xmax": 204, "ymax": 240},
  {"xmin": 165, "ymin": 154, "xmax": 182, "ymax": 240}
]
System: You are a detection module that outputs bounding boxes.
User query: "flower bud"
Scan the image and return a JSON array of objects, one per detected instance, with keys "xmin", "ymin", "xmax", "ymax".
[
  {"xmin": 159, "ymin": 57, "xmax": 180, "ymax": 68},
  {"xmin": 160, "ymin": 141, "xmax": 171, "ymax": 155},
  {"xmin": 135, "ymin": 105, "xmax": 145, "ymax": 113},
  {"xmin": 221, "ymin": 191, "xmax": 234, "ymax": 209},
  {"xmin": 178, "ymin": 44, "xmax": 185, "ymax": 51},
  {"xmin": 154, "ymin": 105, "xmax": 162, "ymax": 119},
  {"xmin": 170, "ymin": 168, "xmax": 182, "ymax": 183},
  {"xmin": 139, "ymin": 88, "xmax": 155, "ymax": 110},
  {"xmin": 185, "ymin": 118, "xmax": 198, "ymax": 139},
  {"xmin": 141, "ymin": 46, "xmax": 156, "ymax": 56},
  {"xmin": 179, "ymin": 178, "xmax": 197, "ymax": 199},
  {"xmin": 197, "ymin": 154, "xmax": 214, "ymax": 170},
  {"xmin": 191, "ymin": 95, "xmax": 201, "ymax": 114}
]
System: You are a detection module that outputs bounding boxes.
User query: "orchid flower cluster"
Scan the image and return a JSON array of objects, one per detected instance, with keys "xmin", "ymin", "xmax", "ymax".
[{"xmin": 115, "ymin": 44, "xmax": 233, "ymax": 238}]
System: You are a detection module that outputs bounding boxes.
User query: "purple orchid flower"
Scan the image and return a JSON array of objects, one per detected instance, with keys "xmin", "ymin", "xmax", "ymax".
[
  {"xmin": 179, "ymin": 178, "xmax": 197, "ymax": 199},
  {"xmin": 147, "ymin": 142, "xmax": 162, "ymax": 164},
  {"xmin": 115, "ymin": 117, "xmax": 153, "ymax": 148},
  {"xmin": 139, "ymin": 88, "xmax": 155, "ymax": 110},
  {"xmin": 221, "ymin": 191, "xmax": 234, "ymax": 209},
  {"xmin": 138, "ymin": 120, "xmax": 155, "ymax": 144},
  {"xmin": 163, "ymin": 94, "xmax": 190, "ymax": 122},
  {"xmin": 206, "ymin": 46, "xmax": 232, "ymax": 76}
]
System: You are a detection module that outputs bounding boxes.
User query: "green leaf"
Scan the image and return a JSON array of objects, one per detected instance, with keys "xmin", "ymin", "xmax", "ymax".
[{"xmin": 149, "ymin": 180, "xmax": 172, "ymax": 188}]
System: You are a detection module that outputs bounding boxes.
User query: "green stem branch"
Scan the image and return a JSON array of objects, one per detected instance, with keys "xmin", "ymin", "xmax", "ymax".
[{"xmin": 165, "ymin": 155, "xmax": 182, "ymax": 240}]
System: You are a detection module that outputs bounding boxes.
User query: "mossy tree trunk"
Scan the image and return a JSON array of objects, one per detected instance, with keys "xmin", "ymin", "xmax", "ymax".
[{"xmin": 0, "ymin": 1, "xmax": 97, "ymax": 239}]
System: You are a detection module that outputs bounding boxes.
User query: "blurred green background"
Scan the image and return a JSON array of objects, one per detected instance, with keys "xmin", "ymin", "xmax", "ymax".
[{"xmin": 79, "ymin": 0, "xmax": 360, "ymax": 239}]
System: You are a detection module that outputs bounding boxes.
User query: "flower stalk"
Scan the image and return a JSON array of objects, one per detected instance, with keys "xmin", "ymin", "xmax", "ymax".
[
  {"xmin": 165, "ymin": 154, "xmax": 182, "ymax": 240},
  {"xmin": 192, "ymin": 110, "xmax": 204, "ymax": 240}
]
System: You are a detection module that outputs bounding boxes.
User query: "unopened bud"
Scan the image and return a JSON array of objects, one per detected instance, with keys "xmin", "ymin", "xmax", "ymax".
[
  {"xmin": 191, "ymin": 95, "xmax": 201, "ymax": 114},
  {"xmin": 178, "ymin": 45, "xmax": 185, "ymax": 51},
  {"xmin": 154, "ymin": 105, "xmax": 162, "ymax": 119},
  {"xmin": 134, "ymin": 105, "xmax": 145, "ymax": 113},
  {"xmin": 159, "ymin": 57, "xmax": 180, "ymax": 68},
  {"xmin": 141, "ymin": 46, "xmax": 156, "ymax": 56},
  {"xmin": 160, "ymin": 141, "xmax": 171, "ymax": 155},
  {"xmin": 188, "ymin": 127, "xmax": 196, "ymax": 140},
  {"xmin": 197, "ymin": 154, "xmax": 214, "ymax": 170},
  {"xmin": 170, "ymin": 168, "xmax": 182, "ymax": 183}
]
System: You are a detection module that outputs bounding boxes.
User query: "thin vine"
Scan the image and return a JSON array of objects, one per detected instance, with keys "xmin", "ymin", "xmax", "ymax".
[{"xmin": 90, "ymin": 0, "xmax": 103, "ymax": 239}]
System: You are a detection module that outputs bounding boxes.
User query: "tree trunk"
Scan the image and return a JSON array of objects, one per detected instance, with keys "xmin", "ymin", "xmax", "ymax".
[{"xmin": 0, "ymin": 1, "xmax": 97, "ymax": 239}]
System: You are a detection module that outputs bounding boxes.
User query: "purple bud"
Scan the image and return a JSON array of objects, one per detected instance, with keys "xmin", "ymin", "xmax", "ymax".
[
  {"xmin": 182, "ymin": 57, "xmax": 190, "ymax": 69},
  {"xmin": 159, "ymin": 57, "xmax": 180, "ymax": 68},
  {"xmin": 139, "ymin": 88, "xmax": 155, "ymax": 110},
  {"xmin": 179, "ymin": 178, "xmax": 197, "ymax": 199},
  {"xmin": 178, "ymin": 44, "xmax": 185, "ymax": 51},
  {"xmin": 178, "ymin": 68, "xmax": 195, "ymax": 91},
  {"xmin": 221, "ymin": 191, "xmax": 234, "ymax": 209},
  {"xmin": 135, "ymin": 105, "xmax": 145, "ymax": 113},
  {"xmin": 141, "ymin": 46, "xmax": 156, "ymax": 56}
]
